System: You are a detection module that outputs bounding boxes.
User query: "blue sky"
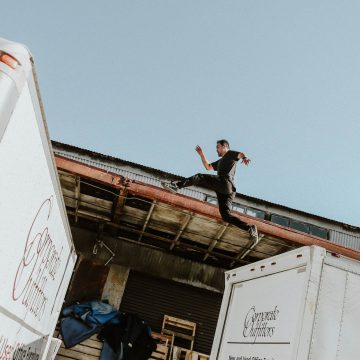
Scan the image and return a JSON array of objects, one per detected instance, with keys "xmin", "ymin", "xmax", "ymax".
[{"xmin": 3, "ymin": 1, "xmax": 360, "ymax": 226}]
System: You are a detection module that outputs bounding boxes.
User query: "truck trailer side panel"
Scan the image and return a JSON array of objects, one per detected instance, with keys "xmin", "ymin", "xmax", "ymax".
[
  {"xmin": 218, "ymin": 266, "xmax": 308, "ymax": 359},
  {"xmin": 309, "ymin": 260, "xmax": 360, "ymax": 359},
  {"xmin": 211, "ymin": 246, "xmax": 360, "ymax": 360},
  {"xmin": 0, "ymin": 38, "xmax": 76, "ymax": 360}
]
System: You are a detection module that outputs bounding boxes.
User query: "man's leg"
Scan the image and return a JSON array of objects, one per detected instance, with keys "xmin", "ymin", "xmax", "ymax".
[
  {"xmin": 176, "ymin": 173, "xmax": 219, "ymax": 189},
  {"xmin": 162, "ymin": 178, "xmax": 259, "ymax": 239},
  {"xmin": 162, "ymin": 173, "xmax": 223, "ymax": 193},
  {"xmin": 217, "ymin": 192, "xmax": 259, "ymax": 240},
  {"xmin": 216, "ymin": 192, "xmax": 250, "ymax": 231}
]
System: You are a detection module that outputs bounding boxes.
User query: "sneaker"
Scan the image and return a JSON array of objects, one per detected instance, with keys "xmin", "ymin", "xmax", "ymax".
[
  {"xmin": 248, "ymin": 225, "xmax": 259, "ymax": 241},
  {"xmin": 161, "ymin": 181, "xmax": 179, "ymax": 194}
]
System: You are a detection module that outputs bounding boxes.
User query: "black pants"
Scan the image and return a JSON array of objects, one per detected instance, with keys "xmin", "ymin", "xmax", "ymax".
[{"xmin": 177, "ymin": 174, "xmax": 250, "ymax": 231}]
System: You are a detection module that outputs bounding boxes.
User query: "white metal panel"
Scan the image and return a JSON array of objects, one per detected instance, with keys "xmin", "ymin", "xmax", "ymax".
[
  {"xmin": 45, "ymin": 338, "xmax": 62, "ymax": 360},
  {"xmin": 308, "ymin": 265, "xmax": 347, "ymax": 359},
  {"xmin": 210, "ymin": 246, "xmax": 316, "ymax": 360},
  {"xmin": 0, "ymin": 71, "xmax": 18, "ymax": 140},
  {"xmin": 295, "ymin": 246, "xmax": 325, "ymax": 360},
  {"xmin": 0, "ymin": 82, "xmax": 73, "ymax": 332},
  {"xmin": 216, "ymin": 267, "xmax": 308, "ymax": 360},
  {"xmin": 325, "ymin": 252, "xmax": 360, "ymax": 275},
  {"xmin": 0, "ymin": 38, "xmax": 76, "ymax": 360},
  {"xmin": 0, "ymin": 37, "xmax": 32, "ymax": 75},
  {"xmin": 210, "ymin": 264, "xmax": 236, "ymax": 360},
  {"xmin": 211, "ymin": 246, "xmax": 360, "ymax": 360},
  {"xmin": 337, "ymin": 272, "xmax": 360, "ymax": 360},
  {"xmin": 42, "ymin": 251, "xmax": 77, "ymax": 359},
  {"xmin": 0, "ymin": 312, "xmax": 48, "ymax": 359}
]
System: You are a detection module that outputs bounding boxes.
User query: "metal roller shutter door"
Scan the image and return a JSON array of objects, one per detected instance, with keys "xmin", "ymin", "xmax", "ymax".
[{"xmin": 119, "ymin": 271, "xmax": 223, "ymax": 354}]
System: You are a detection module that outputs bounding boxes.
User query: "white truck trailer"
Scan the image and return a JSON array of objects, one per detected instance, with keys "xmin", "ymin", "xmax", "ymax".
[
  {"xmin": 210, "ymin": 245, "xmax": 360, "ymax": 360},
  {"xmin": 0, "ymin": 38, "xmax": 76, "ymax": 359}
]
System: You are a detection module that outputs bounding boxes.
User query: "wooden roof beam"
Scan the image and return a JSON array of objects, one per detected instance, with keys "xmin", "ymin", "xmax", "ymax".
[
  {"xmin": 55, "ymin": 155, "xmax": 360, "ymax": 262},
  {"xmin": 138, "ymin": 200, "xmax": 156, "ymax": 242},
  {"xmin": 112, "ymin": 187, "xmax": 128, "ymax": 224},
  {"xmin": 203, "ymin": 224, "xmax": 229, "ymax": 262},
  {"xmin": 170, "ymin": 213, "xmax": 193, "ymax": 251}
]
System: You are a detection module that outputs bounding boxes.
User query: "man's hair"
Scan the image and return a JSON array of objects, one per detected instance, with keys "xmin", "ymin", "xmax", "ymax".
[{"xmin": 217, "ymin": 139, "xmax": 230, "ymax": 148}]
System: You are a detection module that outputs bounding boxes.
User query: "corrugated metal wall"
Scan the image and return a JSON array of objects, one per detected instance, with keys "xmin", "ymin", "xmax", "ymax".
[
  {"xmin": 119, "ymin": 271, "xmax": 223, "ymax": 355},
  {"xmin": 329, "ymin": 230, "xmax": 360, "ymax": 251}
]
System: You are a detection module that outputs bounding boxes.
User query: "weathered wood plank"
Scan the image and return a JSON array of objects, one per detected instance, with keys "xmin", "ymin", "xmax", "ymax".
[
  {"xmin": 78, "ymin": 338, "xmax": 103, "ymax": 349},
  {"xmin": 149, "ymin": 344, "xmax": 168, "ymax": 360},
  {"xmin": 55, "ymin": 355, "xmax": 75, "ymax": 360},
  {"xmin": 150, "ymin": 353, "xmax": 166, "ymax": 359},
  {"xmin": 57, "ymin": 347, "xmax": 99, "ymax": 360},
  {"xmin": 59, "ymin": 343, "xmax": 101, "ymax": 356}
]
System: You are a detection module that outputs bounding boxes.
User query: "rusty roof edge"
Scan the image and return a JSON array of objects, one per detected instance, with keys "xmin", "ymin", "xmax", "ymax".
[
  {"xmin": 52, "ymin": 140, "xmax": 359, "ymax": 232},
  {"xmin": 55, "ymin": 154, "xmax": 360, "ymax": 262}
]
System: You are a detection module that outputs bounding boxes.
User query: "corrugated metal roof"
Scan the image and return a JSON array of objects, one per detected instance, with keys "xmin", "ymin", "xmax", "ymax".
[
  {"xmin": 54, "ymin": 148, "xmax": 206, "ymax": 201},
  {"xmin": 52, "ymin": 141, "xmax": 360, "ymax": 231},
  {"xmin": 56, "ymin": 154, "xmax": 360, "ymax": 263},
  {"xmin": 53, "ymin": 141, "xmax": 360, "ymax": 253},
  {"xmin": 52, "ymin": 140, "xmax": 184, "ymax": 179}
]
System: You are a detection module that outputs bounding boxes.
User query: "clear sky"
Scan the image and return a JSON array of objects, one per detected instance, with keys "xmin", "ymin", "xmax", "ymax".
[{"xmin": 3, "ymin": 1, "xmax": 360, "ymax": 226}]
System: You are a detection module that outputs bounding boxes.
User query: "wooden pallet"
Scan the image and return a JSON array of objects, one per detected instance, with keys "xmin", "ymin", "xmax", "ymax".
[
  {"xmin": 185, "ymin": 352, "xmax": 209, "ymax": 360},
  {"xmin": 161, "ymin": 315, "xmax": 196, "ymax": 350},
  {"xmin": 55, "ymin": 334, "xmax": 102, "ymax": 360},
  {"xmin": 54, "ymin": 330, "xmax": 168, "ymax": 360},
  {"xmin": 149, "ymin": 343, "xmax": 168, "ymax": 360}
]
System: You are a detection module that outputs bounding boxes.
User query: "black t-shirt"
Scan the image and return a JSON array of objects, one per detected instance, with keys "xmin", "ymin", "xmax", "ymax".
[{"xmin": 211, "ymin": 150, "xmax": 239, "ymax": 177}]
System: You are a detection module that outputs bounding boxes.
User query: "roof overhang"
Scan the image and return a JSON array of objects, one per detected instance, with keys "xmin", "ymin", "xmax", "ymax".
[{"xmin": 55, "ymin": 155, "xmax": 360, "ymax": 266}]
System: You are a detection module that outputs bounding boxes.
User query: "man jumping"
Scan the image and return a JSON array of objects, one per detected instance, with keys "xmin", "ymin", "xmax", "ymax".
[{"xmin": 161, "ymin": 139, "xmax": 258, "ymax": 240}]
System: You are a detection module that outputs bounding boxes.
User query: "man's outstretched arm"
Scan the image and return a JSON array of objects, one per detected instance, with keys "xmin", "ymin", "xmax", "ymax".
[
  {"xmin": 237, "ymin": 151, "xmax": 251, "ymax": 166},
  {"xmin": 195, "ymin": 145, "xmax": 213, "ymax": 170}
]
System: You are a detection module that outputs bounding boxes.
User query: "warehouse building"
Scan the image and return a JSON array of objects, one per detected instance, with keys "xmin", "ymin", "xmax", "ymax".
[{"xmin": 52, "ymin": 141, "xmax": 360, "ymax": 358}]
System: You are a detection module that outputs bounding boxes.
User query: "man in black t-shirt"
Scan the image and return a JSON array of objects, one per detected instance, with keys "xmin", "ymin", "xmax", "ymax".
[{"xmin": 161, "ymin": 139, "xmax": 258, "ymax": 240}]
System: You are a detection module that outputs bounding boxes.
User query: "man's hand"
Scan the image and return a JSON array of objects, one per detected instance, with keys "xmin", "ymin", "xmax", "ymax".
[
  {"xmin": 195, "ymin": 145, "xmax": 213, "ymax": 170},
  {"xmin": 238, "ymin": 152, "xmax": 251, "ymax": 166},
  {"xmin": 195, "ymin": 145, "xmax": 204, "ymax": 156}
]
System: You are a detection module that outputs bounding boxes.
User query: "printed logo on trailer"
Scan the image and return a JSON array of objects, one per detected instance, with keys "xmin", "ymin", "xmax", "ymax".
[
  {"xmin": 12, "ymin": 196, "xmax": 63, "ymax": 320},
  {"xmin": 243, "ymin": 306, "xmax": 280, "ymax": 342}
]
